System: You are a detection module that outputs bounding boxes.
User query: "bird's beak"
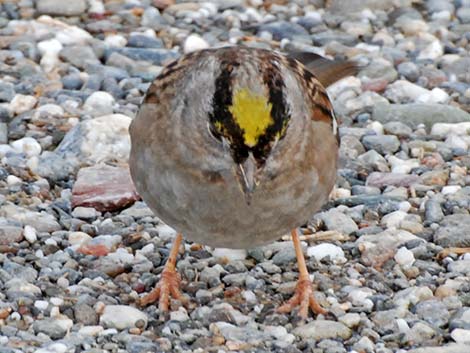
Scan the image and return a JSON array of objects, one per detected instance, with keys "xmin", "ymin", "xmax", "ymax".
[{"xmin": 236, "ymin": 153, "xmax": 260, "ymax": 205}]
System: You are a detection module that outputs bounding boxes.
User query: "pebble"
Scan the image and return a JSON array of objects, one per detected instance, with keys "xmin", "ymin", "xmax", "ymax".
[
  {"xmin": 451, "ymin": 328, "xmax": 470, "ymax": 344},
  {"xmin": 362, "ymin": 135, "xmax": 401, "ymax": 155},
  {"xmin": 395, "ymin": 246, "xmax": 416, "ymax": 267},
  {"xmin": 317, "ymin": 208, "xmax": 358, "ymax": 235},
  {"xmin": 36, "ymin": 0, "xmax": 87, "ymax": 16},
  {"xmin": 71, "ymin": 164, "xmax": 139, "ymax": 212},
  {"xmin": 99, "ymin": 305, "xmax": 148, "ymax": 330},
  {"xmin": 83, "ymin": 91, "xmax": 115, "ymax": 117},
  {"xmin": 23, "ymin": 225, "xmax": 37, "ymax": 243},
  {"xmin": 184, "ymin": 34, "xmax": 209, "ymax": 54},
  {"xmin": 307, "ymin": 243, "xmax": 346, "ymax": 263},
  {"xmin": 9, "ymin": 94, "xmax": 37, "ymax": 115},
  {"xmin": 293, "ymin": 320, "xmax": 352, "ymax": 340},
  {"xmin": 434, "ymin": 214, "xmax": 470, "ymax": 247}
]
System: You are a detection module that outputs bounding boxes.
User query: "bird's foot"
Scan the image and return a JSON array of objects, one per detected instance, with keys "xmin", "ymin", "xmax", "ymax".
[
  {"xmin": 140, "ymin": 233, "xmax": 187, "ymax": 313},
  {"xmin": 140, "ymin": 266, "xmax": 187, "ymax": 312},
  {"xmin": 277, "ymin": 278, "xmax": 327, "ymax": 319}
]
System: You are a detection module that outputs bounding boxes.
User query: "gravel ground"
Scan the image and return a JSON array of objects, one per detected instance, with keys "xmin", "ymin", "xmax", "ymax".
[{"xmin": 1, "ymin": 0, "xmax": 470, "ymax": 352}]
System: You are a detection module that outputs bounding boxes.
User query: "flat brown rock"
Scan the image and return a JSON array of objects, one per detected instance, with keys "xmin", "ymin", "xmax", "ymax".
[{"xmin": 72, "ymin": 164, "xmax": 140, "ymax": 212}]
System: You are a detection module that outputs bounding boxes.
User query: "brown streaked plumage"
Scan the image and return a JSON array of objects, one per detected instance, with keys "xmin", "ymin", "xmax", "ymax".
[{"xmin": 129, "ymin": 46, "xmax": 358, "ymax": 318}]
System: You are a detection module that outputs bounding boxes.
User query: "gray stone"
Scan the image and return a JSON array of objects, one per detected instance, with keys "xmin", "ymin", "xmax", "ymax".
[
  {"xmin": 128, "ymin": 35, "xmax": 164, "ymax": 49},
  {"xmin": 105, "ymin": 48, "xmax": 179, "ymax": 66},
  {"xmin": 373, "ymin": 104, "xmax": 470, "ymax": 130},
  {"xmin": 317, "ymin": 209, "xmax": 358, "ymax": 235},
  {"xmin": 213, "ymin": 322, "xmax": 269, "ymax": 344},
  {"xmin": 258, "ymin": 21, "xmax": 310, "ymax": 41},
  {"xmin": 0, "ymin": 203, "xmax": 61, "ymax": 233},
  {"xmin": 0, "ymin": 226, "xmax": 23, "ymax": 245},
  {"xmin": 383, "ymin": 121, "xmax": 413, "ymax": 138},
  {"xmin": 434, "ymin": 214, "xmax": 470, "ymax": 247},
  {"xmin": 457, "ymin": 7, "xmax": 470, "ymax": 23},
  {"xmin": 362, "ymin": 134, "xmax": 401, "ymax": 155},
  {"xmin": 33, "ymin": 318, "xmax": 72, "ymax": 339},
  {"xmin": 415, "ymin": 300, "xmax": 451, "ymax": 328},
  {"xmin": 425, "ymin": 199, "xmax": 444, "ymax": 224},
  {"xmin": 74, "ymin": 303, "xmax": 98, "ymax": 325},
  {"xmin": 199, "ymin": 266, "xmax": 223, "ymax": 287},
  {"xmin": 293, "ymin": 320, "xmax": 352, "ymax": 340},
  {"xmin": 328, "ymin": 0, "xmax": 400, "ymax": 13},
  {"xmin": 36, "ymin": 0, "xmax": 87, "ymax": 16},
  {"xmin": 448, "ymin": 260, "xmax": 470, "ymax": 275},
  {"xmin": 0, "ymin": 82, "xmax": 15, "ymax": 102},
  {"xmin": 271, "ymin": 243, "xmax": 296, "ymax": 266},
  {"xmin": 442, "ymin": 58, "xmax": 470, "ymax": 79},
  {"xmin": 357, "ymin": 150, "xmax": 390, "ymax": 172},
  {"xmin": 397, "ymin": 62, "xmax": 420, "ymax": 82},
  {"xmin": 59, "ymin": 45, "xmax": 100, "ymax": 69}
]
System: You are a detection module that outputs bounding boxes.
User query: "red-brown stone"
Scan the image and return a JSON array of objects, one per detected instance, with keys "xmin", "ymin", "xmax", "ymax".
[{"xmin": 72, "ymin": 164, "xmax": 140, "ymax": 212}]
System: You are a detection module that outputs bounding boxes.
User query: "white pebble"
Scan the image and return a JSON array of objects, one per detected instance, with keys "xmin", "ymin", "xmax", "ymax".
[
  {"xmin": 184, "ymin": 34, "xmax": 209, "ymax": 54},
  {"xmin": 57, "ymin": 277, "xmax": 69, "ymax": 289},
  {"xmin": 348, "ymin": 288, "xmax": 374, "ymax": 309},
  {"xmin": 37, "ymin": 104, "xmax": 65, "ymax": 116},
  {"xmin": 37, "ymin": 38, "xmax": 63, "ymax": 72},
  {"xmin": 451, "ymin": 328, "xmax": 470, "ymax": 344},
  {"xmin": 156, "ymin": 224, "xmax": 177, "ymax": 241},
  {"xmin": 105, "ymin": 34, "xmax": 127, "ymax": 47},
  {"xmin": 78, "ymin": 325, "xmax": 104, "ymax": 336},
  {"xmin": 213, "ymin": 248, "xmax": 247, "ymax": 261},
  {"xmin": 339, "ymin": 313, "xmax": 361, "ymax": 328},
  {"xmin": 431, "ymin": 122, "xmax": 470, "ymax": 137},
  {"xmin": 37, "ymin": 38, "xmax": 63, "ymax": 56},
  {"xmin": 83, "ymin": 91, "xmax": 115, "ymax": 117},
  {"xmin": 88, "ymin": 0, "xmax": 105, "ymax": 14},
  {"xmin": 6, "ymin": 175, "xmax": 22, "ymax": 186},
  {"xmin": 0, "ymin": 144, "xmax": 14, "ymax": 158},
  {"xmin": 307, "ymin": 243, "xmax": 346, "ymax": 263},
  {"xmin": 394, "ymin": 247, "xmax": 415, "ymax": 267},
  {"xmin": 24, "ymin": 225, "xmax": 37, "ymax": 243},
  {"xmin": 68, "ymin": 231, "xmax": 92, "ymax": 247},
  {"xmin": 9, "ymin": 95, "xmax": 37, "ymax": 115},
  {"xmin": 442, "ymin": 185, "xmax": 461, "ymax": 195},
  {"xmin": 242, "ymin": 290, "xmax": 257, "ymax": 304},
  {"xmin": 381, "ymin": 210, "xmax": 408, "ymax": 228},
  {"xmin": 417, "ymin": 40, "xmax": 443, "ymax": 60},
  {"xmin": 416, "ymin": 87, "xmax": 449, "ymax": 104},
  {"xmin": 170, "ymin": 307, "xmax": 189, "ymax": 322},
  {"xmin": 10, "ymin": 312, "xmax": 21, "ymax": 321},
  {"xmin": 388, "ymin": 156, "xmax": 419, "ymax": 174},
  {"xmin": 11, "ymin": 137, "xmax": 42, "ymax": 157},
  {"xmin": 45, "ymin": 238, "xmax": 57, "ymax": 246},
  {"xmin": 367, "ymin": 121, "xmax": 384, "ymax": 135},
  {"xmin": 50, "ymin": 297, "xmax": 64, "ymax": 306},
  {"xmin": 34, "ymin": 300, "xmax": 49, "ymax": 311},
  {"xmin": 100, "ymin": 305, "xmax": 148, "ymax": 330},
  {"xmin": 445, "ymin": 134, "xmax": 468, "ymax": 150}
]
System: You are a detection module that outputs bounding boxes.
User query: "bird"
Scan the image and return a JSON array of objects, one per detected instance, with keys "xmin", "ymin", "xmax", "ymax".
[{"xmin": 129, "ymin": 45, "xmax": 358, "ymax": 318}]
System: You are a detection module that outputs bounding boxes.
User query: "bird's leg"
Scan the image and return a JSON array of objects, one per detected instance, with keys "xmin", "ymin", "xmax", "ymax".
[
  {"xmin": 140, "ymin": 233, "xmax": 187, "ymax": 312},
  {"xmin": 277, "ymin": 228, "xmax": 327, "ymax": 319}
]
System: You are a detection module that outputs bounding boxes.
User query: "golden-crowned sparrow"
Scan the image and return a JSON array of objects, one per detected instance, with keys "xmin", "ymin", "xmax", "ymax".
[{"xmin": 129, "ymin": 46, "xmax": 357, "ymax": 317}]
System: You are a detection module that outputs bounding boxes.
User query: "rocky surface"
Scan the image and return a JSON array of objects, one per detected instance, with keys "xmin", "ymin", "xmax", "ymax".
[{"xmin": 0, "ymin": 0, "xmax": 469, "ymax": 352}]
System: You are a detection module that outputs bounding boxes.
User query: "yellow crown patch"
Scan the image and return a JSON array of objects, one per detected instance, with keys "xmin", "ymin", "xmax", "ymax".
[{"xmin": 229, "ymin": 88, "xmax": 273, "ymax": 147}]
